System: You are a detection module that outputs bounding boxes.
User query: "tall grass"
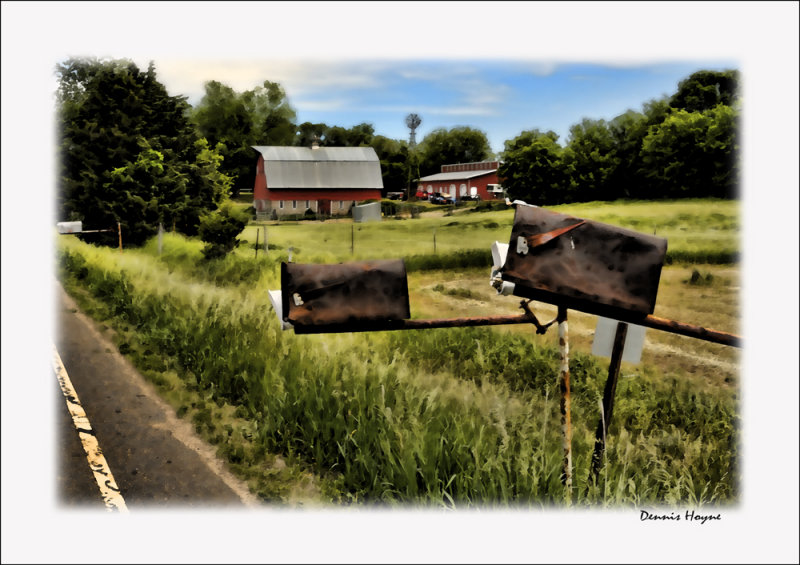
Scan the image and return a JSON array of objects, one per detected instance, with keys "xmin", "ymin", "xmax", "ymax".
[{"xmin": 57, "ymin": 234, "xmax": 738, "ymax": 508}]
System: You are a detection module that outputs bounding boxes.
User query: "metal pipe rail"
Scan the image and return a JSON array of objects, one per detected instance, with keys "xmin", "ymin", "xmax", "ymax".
[{"xmin": 293, "ymin": 309, "xmax": 742, "ymax": 348}]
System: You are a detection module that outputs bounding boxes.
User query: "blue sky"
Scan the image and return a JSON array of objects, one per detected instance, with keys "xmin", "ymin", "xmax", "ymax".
[{"xmin": 144, "ymin": 58, "xmax": 735, "ymax": 155}]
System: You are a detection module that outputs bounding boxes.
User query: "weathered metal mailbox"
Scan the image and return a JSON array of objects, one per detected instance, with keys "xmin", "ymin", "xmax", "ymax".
[
  {"xmin": 280, "ymin": 259, "xmax": 410, "ymax": 334},
  {"xmin": 498, "ymin": 203, "xmax": 668, "ymax": 320}
]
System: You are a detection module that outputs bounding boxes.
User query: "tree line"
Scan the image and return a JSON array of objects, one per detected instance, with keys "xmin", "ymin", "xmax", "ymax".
[
  {"xmin": 56, "ymin": 57, "xmax": 738, "ymax": 250},
  {"xmin": 188, "ymin": 79, "xmax": 493, "ymax": 196},
  {"xmin": 500, "ymin": 70, "xmax": 740, "ymax": 204}
]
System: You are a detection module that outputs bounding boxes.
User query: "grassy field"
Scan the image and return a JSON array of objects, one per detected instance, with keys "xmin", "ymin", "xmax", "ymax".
[
  {"xmin": 238, "ymin": 198, "xmax": 739, "ymax": 265},
  {"xmin": 56, "ymin": 198, "xmax": 741, "ymax": 508}
]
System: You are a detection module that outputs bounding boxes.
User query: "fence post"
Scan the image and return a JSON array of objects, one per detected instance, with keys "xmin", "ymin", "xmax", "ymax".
[
  {"xmin": 264, "ymin": 227, "xmax": 268, "ymax": 255},
  {"xmin": 255, "ymin": 228, "xmax": 260, "ymax": 259},
  {"xmin": 433, "ymin": 229, "xmax": 437, "ymax": 254},
  {"xmin": 117, "ymin": 222, "xmax": 122, "ymax": 253},
  {"xmin": 351, "ymin": 224, "xmax": 354, "ymax": 255},
  {"xmin": 557, "ymin": 305, "xmax": 573, "ymax": 504},
  {"xmin": 158, "ymin": 223, "xmax": 163, "ymax": 256},
  {"xmin": 588, "ymin": 321, "xmax": 628, "ymax": 485}
]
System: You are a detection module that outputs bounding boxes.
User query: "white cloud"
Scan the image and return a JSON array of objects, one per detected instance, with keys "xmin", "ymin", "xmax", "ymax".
[
  {"xmin": 524, "ymin": 61, "xmax": 560, "ymax": 76},
  {"xmin": 148, "ymin": 58, "xmax": 515, "ymax": 120},
  {"xmin": 149, "ymin": 58, "xmax": 394, "ymax": 104},
  {"xmin": 292, "ymin": 99, "xmax": 350, "ymax": 112}
]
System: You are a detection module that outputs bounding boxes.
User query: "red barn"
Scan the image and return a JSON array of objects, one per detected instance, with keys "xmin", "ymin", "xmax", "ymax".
[
  {"xmin": 417, "ymin": 160, "xmax": 504, "ymax": 201},
  {"xmin": 252, "ymin": 144, "xmax": 384, "ymax": 218}
]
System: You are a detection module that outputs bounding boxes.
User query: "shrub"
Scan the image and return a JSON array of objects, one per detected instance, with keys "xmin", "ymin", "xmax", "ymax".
[
  {"xmin": 380, "ymin": 199, "xmax": 399, "ymax": 217},
  {"xmin": 467, "ymin": 200, "xmax": 508, "ymax": 214},
  {"xmin": 198, "ymin": 201, "xmax": 249, "ymax": 261},
  {"xmin": 685, "ymin": 269, "xmax": 715, "ymax": 286}
]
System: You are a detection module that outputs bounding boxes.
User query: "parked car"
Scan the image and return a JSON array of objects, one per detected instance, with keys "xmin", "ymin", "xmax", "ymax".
[
  {"xmin": 430, "ymin": 192, "xmax": 448, "ymax": 204},
  {"xmin": 386, "ymin": 192, "xmax": 404, "ymax": 200},
  {"xmin": 415, "ymin": 190, "xmax": 429, "ymax": 200},
  {"xmin": 462, "ymin": 194, "xmax": 481, "ymax": 201}
]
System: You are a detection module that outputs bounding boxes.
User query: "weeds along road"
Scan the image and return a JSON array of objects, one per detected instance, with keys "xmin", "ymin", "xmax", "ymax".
[{"xmin": 54, "ymin": 282, "xmax": 260, "ymax": 510}]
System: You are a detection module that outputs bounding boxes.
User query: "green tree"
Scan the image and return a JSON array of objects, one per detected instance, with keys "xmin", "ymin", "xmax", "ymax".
[
  {"xmin": 498, "ymin": 130, "xmax": 572, "ymax": 205},
  {"xmin": 57, "ymin": 57, "xmax": 231, "ymax": 247},
  {"xmin": 563, "ymin": 118, "xmax": 617, "ymax": 201},
  {"xmin": 294, "ymin": 122, "xmax": 329, "ymax": 146},
  {"xmin": 323, "ymin": 122, "xmax": 375, "ymax": 147},
  {"xmin": 417, "ymin": 127, "xmax": 492, "ymax": 177},
  {"xmin": 198, "ymin": 200, "xmax": 250, "ymax": 260},
  {"xmin": 241, "ymin": 80, "xmax": 297, "ymax": 145},
  {"xmin": 370, "ymin": 135, "xmax": 409, "ymax": 193},
  {"xmin": 606, "ymin": 109, "xmax": 649, "ymax": 199},
  {"xmin": 640, "ymin": 104, "xmax": 739, "ymax": 199},
  {"xmin": 670, "ymin": 69, "xmax": 740, "ymax": 113},
  {"xmin": 345, "ymin": 122, "xmax": 376, "ymax": 146},
  {"xmin": 103, "ymin": 137, "xmax": 181, "ymax": 245},
  {"xmin": 191, "ymin": 80, "xmax": 297, "ymax": 194}
]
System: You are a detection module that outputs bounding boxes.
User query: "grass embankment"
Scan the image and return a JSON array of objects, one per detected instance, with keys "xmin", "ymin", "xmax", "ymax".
[{"xmin": 57, "ymin": 199, "xmax": 740, "ymax": 507}]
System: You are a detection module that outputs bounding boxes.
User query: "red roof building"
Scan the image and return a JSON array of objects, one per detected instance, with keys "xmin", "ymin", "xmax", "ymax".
[
  {"xmin": 417, "ymin": 160, "xmax": 504, "ymax": 201},
  {"xmin": 252, "ymin": 144, "xmax": 384, "ymax": 217}
]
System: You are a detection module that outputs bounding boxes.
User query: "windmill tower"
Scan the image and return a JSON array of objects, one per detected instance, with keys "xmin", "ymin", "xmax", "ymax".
[
  {"xmin": 405, "ymin": 113, "xmax": 421, "ymax": 149},
  {"xmin": 405, "ymin": 114, "xmax": 422, "ymax": 198}
]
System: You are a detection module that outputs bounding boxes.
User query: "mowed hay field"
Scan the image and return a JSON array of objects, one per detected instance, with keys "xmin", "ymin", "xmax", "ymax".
[{"xmin": 57, "ymin": 198, "xmax": 741, "ymax": 508}]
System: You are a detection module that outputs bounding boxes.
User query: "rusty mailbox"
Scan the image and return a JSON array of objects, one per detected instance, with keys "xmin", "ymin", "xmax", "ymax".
[
  {"xmin": 499, "ymin": 204, "xmax": 668, "ymax": 320},
  {"xmin": 280, "ymin": 259, "xmax": 411, "ymax": 334}
]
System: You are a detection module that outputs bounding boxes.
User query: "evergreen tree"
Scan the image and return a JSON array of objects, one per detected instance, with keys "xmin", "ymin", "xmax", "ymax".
[{"xmin": 57, "ymin": 57, "xmax": 231, "ymax": 246}]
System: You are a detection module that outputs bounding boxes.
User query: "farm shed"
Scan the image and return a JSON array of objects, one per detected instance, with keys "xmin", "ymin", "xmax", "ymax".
[
  {"xmin": 252, "ymin": 143, "xmax": 384, "ymax": 218},
  {"xmin": 417, "ymin": 160, "xmax": 504, "ymax": 201}
]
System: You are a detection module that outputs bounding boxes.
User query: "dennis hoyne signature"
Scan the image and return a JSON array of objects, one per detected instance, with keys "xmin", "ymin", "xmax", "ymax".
[{"xmin": 640, "ymin": 509, "xmax": 722, "ymax": 525}]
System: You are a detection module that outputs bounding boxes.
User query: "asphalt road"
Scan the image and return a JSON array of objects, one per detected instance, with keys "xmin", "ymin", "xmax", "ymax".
[{"xmin": 54, "ymin": 282, "xmax": 260, "ymax": 510}]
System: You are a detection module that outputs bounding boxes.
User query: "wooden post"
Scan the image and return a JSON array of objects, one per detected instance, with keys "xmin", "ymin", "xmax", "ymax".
[
  {"xmin": 589, "ymin": 321, "xmax": 629, "ymax": 485},
  {"xmin": 117, "ymin": 222, "xmax": 122, "ymax": 253},
  {"xmin": 433, "ymin": 229, "xmax": 437, "ymax": 254},
  {"xmin": 158, "ymin": 223, "xmax": 163, "ymax": 256},
  {"xmin": 264, "ymin": 227, "xmax": 268, "ymax": 255},
  {"xmin": 557, "ymin": 306, "xmax": 572, "ymax": 504},
  {"xmin": 351, "ymin": 224, "xmax": 354, "ymax": 255},
  {"xmin": 255, "ymin": 228, "xmax": 260, "ymax": 259}
]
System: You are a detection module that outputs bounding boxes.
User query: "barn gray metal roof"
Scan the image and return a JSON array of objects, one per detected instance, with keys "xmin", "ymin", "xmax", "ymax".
[
  {"xmin": 418, "ymin": 169, "xmax": 497, "ymax": 182},
  {"xmin": 252, "ymin": 146, "xmax": 383, "ymax": 190}
]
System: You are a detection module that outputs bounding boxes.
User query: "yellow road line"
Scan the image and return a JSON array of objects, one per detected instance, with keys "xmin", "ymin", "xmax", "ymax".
[{"xmin": 52, "ymin": 345, "xmax": 129, "ymax": 513}]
